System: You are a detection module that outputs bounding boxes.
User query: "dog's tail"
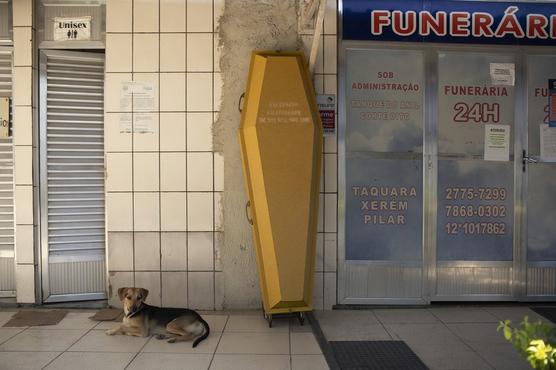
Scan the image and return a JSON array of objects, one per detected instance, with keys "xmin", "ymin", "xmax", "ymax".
[{"xmin": 192, "ymin": 316, "xmax": 210, "ymax": 348}]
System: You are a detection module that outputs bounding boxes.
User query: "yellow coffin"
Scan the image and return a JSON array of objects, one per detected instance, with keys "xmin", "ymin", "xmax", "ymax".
[{"xmin": 239, "ymin": 51, "xmax": 322, "ymax": 316}]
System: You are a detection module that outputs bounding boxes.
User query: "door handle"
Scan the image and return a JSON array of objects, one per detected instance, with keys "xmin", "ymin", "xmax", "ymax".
[{"xmin": 522, "ymin": 150, "xmax": 538, "ymax": 171}]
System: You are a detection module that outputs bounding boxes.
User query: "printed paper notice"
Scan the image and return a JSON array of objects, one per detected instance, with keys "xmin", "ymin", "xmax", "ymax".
[
  {"xmin": 120, "ymin": 81, "xmax": 155, "ymax": 111},
  {"xmin": 490, "ymin": 63, "xmax": 515, "ymax": 86},
  {"xmin": 119, "ymin": 113, "xmax": 132, "ymax": 133},
  {"xmin": 540, "ymin": 124, "xmax": 556, "ymax": 162},
  {"xmin": 317, "ymin": 94, "xmax": 336, "ymax": 135},
  {"xmin": 484, "ymin": 124, "xmax": 510, "ymax": 161},
  {"xmin": 134, "ymin": 113, "xmax": 155, "ymax": 134}
]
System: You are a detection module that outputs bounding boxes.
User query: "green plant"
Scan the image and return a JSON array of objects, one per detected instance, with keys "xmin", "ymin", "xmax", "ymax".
[{"xmin": 498, "ymin": 316, "xmax": 556, "ymax": 370}]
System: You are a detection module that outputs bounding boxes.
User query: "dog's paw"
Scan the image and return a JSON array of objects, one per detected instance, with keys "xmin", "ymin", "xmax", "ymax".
[
  {"xmin": 167, "ymin": 338, "xmax": 176, "ymax": 343},
  {"xmin": 105, "ymin": 329, "xmax": 115, "ymax": 335},
  {"xmin": 155, "ymin": 334, "xmax": 167, "ymax": 340}
]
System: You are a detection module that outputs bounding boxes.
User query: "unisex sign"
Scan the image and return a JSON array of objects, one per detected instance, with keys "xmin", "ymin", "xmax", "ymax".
[
  {"xmin": 53, "ymin": 17, "xmax": 91, "ymax": 41},
  {"xmin": 343, "ymin": 0, "xmax": 556, "ymax": 45}
]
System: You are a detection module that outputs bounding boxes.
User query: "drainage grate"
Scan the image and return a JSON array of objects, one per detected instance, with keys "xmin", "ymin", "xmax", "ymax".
[
  {"xmin": 530, "ymin": 306, "xmax": 556, "ymax": 324},
  {"xmin": 330, "ymin": 341, "xmax": 429, "ymax": 370}
]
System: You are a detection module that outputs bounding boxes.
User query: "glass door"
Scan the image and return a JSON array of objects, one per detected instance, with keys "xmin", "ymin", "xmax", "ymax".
[
  {"xmin": 339, "ymin": 47, "xmax": 425, "ymax": 304},
  {"xmin": 433, "ymin": 51, "xmax": 517, "ymax": 300},
  {"xmin": 524, "ymin": 55, "xmax": 556, "ymax": 299}
]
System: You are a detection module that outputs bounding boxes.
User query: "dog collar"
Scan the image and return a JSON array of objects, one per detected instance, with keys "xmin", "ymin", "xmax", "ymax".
[{"xmin": 125, "ymin": 304, "xmax": 144, "ymax": 318}]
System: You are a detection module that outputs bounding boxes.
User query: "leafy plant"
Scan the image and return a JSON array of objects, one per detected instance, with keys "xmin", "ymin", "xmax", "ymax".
[{"xmin": 498, "ymin": 316, "xmax": 556, "ymax": 370}]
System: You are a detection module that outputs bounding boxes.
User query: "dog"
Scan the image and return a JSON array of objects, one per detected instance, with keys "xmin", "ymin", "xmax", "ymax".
[{"xmin": 105, "ymin": 287, "xmax": 210, "ymax": 347}]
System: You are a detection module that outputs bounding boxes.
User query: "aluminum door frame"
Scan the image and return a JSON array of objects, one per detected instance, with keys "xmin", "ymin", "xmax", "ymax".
[
  {"xmin": 39, "ymin": 49, "xmax": 107, "ymax": 303},
  {"xmin": 338, "ymin": 38, "xmax": 556, "ymax": 304}
]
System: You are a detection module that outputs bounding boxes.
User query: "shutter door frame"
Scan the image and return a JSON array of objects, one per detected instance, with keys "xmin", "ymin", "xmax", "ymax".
[
  {"xmin": 39, "ymin": 49, "xmax": 106, "ymax": 303},
  {"xmin": 0, "ymin": 47, "xmax": 15, "ymax": 298}
]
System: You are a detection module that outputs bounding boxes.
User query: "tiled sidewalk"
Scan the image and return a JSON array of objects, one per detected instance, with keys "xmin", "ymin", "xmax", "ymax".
[
  {"xmin": 0, "ymin": 310, "xmax": 328, "ymax": 370},
  {"xmin": 315, "ymin": 306, "xmax": 552, "ymax": 370}
]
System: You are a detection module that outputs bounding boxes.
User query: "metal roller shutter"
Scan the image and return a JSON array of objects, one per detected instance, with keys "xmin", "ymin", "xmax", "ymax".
[
  {"xmin": 40, "ymin": 50, "xmax": 106, "ymax": 302},
  {"xmin": 0, "ymin": 48, "xmax": 15, "ymax": 297}
]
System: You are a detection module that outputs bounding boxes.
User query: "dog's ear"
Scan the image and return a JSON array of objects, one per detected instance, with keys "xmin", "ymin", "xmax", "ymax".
[
  {"xmin": 139, "ymin": 288, "xmax": 149, "ymax": 301},
  {"xmin": 117, "ymin": 287, "xmax": 128, "ymax": 301}
]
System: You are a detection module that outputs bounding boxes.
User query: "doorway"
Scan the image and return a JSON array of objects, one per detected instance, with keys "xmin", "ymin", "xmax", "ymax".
[
  {"xmin": 338, "ymin": 43, "xmax": 556, "ymax": 304},
  {"xmin": 39, "ymin": 50, "xmax": 106, "ymax": 303}
]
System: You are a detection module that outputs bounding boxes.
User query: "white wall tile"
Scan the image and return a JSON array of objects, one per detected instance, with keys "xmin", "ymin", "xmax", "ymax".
[
  {"xmin": 12, "ymin": 0, "xmax": 32, "ymax": 27},
  {"xmin": 214, "ymin": 0, "xmax": 224, "ymax": 31},
  {"xmin": 107, "ymin": 232, "xmax": 134, "ymax": 271},
  {"xmin": 134, "ymin": 193, "xmax": 160, "ymax": 231},
  {"xmin": 324, "ymin": 234, "xmax": 337, "ymax": 272},
  {"xmin": 13, "ymin": 67, "xmax": 32, "ymax": 106},
  {"xmin": 187, "ymin": 152, "xmax": 213, "ymax": 191},
  {"xmin": 160, "ymin": 153, "xmax": 186, "ymax": 191},
  {"xmin": 133, "ymin": 152, "xmax": 159, "ymax": 191},
  {"xmin": 106, "ymin": 153, "xmax": 132, "ymax": 191},
  {"xmin": 106, "ymin": 34, "xmax": 132, "ymax": 73},
  {"xmin": 160, "ymin": 113, "xmax": 186, "ymax": 151},
  {"xmin": 317, "ymin": 194, "xmax": 324, "ymax": 233},
  {"xmin": 161, "ymin": 192, "xmax": 187, "ymax": 231},
  {"xmin": 13, "ymin": 106, "xmax": 32, "ymax": 146},
  {"xmin": 161, "ymin": 232, "xmax": 187, "ymax": 270},
  {"xmin": 214, "ymin": 152, "xmax": 223, "ymax": 191},
  {"xmin": 160, "ymin": 34, "xmax": 186, "ymax": 72},
  {"xmin": 313, "ymin": 74, "xmax": 324, "ymax": 94},
  {"xmin": 188, "ymin": 271, "xmax": 214, "ymax": 309},
  {"xmin": 133, "ymin": 113, "xmax": 159, "ymax": 151},
  {"xmin": 15, "ymin": 264, "xmax": 35, "ymax": 303},
  {"xmin": 15, "ymin": 185, "xmax": 33, "ymax": 225},
  {"xmin": 108, "ymin": 271, "xmax": 134, "ymax": 308},
  {"xmin": 160, "ymin": 73, "xmax": 186, "ymax": 111},
  {"xmin": 133, "ymin": 0, "xmax": 159, "ymax": 32},
  {"xmin": 324, "ymin": 272, "xmax": 336, "ymax": 309},
  {"xmin": 187, "ymin": 112, "xmax": 212, "ymax": 151},
  {"xmin": 214, "ymin": 271, "xmax": 223, "ymax": 310},
  {"xmin": 315, "ymin": 233, "xmax": 324, "ymax": 273},
  {"xmin": 324, "ymin": 74, "xmax": 337, "ymax": 95},
  {"xmin": 187, "ymin": 33, "xmax": 213, "ymax": 72},
  {"xmin": 14, "ymin": 146, "xmax": 32, "ymax": 185},
  {"xmin": 133, "ymin": 34, "xmax": 159, "ymax": 72},
  {"xmin": 133, "ymin": 73, "xmax": 159, "ymax": 112},
  {"xmin": 324, "ymin": 131, "xmax": 337, "ymax": 153},
  {"xmin": 134, "ymin": 232, "xmax": 161, "ymax": 270},
  {"xmin": 105, "ymin": 113, "xmax": 132, "ymax": 151},
  {"xmin": 213, "ymin": 34, "xmax": 221, "ymax": 72},
  {"xmin": 187, "ymin": 232, "xmax": 213, "ymax": 271},
  {"xmin": 213, "ymin": 72, "xmax": 222, "ymax": 111},
  {"xmin": 313, "ymin": 272, "xmax": 324, "ymax": 310},
  {"xmin": 187, "ymin": 73, "xmax": 213, "ymax": 111},
  {"xmin": 13, "ymin": 27, "xmax": 32, "ymax": 66},
  {"xmin": 105, "ymin": 73, "xmax": 132, "ymax": 112},
  {"xmin": 107, "ymin": 0, "xmax": 133, "ymax": 32},
  {"xmin": 324, "ymin": 194, "xmax": 337, "ymax": 233},
  {"xmin": 160, "ymin": 0, "xmax": 186, "ymax": 32},
  {"xmin": 301, "ymin": 35, "xmax": 323, "ymax": 74},
  {"xmin": 135, "ymin": 271, "xmax": 161, "ymax": 306},
  {"xmin": 323, "ymin": 35, "xmax": 337, "ymax": 74},
  {"xmin": 214, "ymin": 232, "xmax": 222, "ymax": 271},
  {"xmin": 162, "ymin": 272, "xmax": 188, "ymax": 307},
  {"xmin": 15, "ymin": 225, "xmax": 33, "ymax": 264},
  {"xmin": 187, "ymin": 193, "xmax": 213, "ymax": 231},
  {"xmin": 214, "ymin": 192, "xmax": 222, "ymax": 231},
  {"xmin": 324, "ymin": 153, "xmax": 337, "ymax": 193},
  {"xmin": 187, "ymin": 0, "xmax": 213, "ymax": 32},
  {"xmin": 324, "ymin": 0, "xmax": 337, "ymax": 35},
  {"xmin": 106, "ymin": 193, "xmax": 133, "ymax": 231}
]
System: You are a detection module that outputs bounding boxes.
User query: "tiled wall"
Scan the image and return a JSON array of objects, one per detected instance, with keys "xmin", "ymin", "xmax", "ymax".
[
  {"xmin": 13, "ymin": 0, "xmax": 38, "ymax": 303},
  {"xmin": 105, "ymin": 0, "xmax": 224, "ymax": 309},
  {"xmin": 302, "ymin": 0, "xmax": 338, "ymax": 310}
]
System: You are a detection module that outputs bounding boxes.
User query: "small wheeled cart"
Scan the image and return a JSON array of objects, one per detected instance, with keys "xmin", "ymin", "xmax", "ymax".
[{"xmin": 239, "ymin": 51, "xmax": 322, "ymax": 327}]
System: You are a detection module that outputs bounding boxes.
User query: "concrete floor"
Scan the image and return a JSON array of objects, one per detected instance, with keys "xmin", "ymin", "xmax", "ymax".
[
  {"xmin": 0, "ymin": 310, "xmax": 326, "ymax": 370},
  {"xmin": 314, "ymin": 306, "xmax": 551, "ymax": 370}
]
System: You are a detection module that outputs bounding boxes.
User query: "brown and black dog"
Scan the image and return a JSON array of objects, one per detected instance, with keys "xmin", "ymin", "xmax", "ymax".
[{"xmin": 105, "ymin": 287, "xmax": 210, "ymax": 347}]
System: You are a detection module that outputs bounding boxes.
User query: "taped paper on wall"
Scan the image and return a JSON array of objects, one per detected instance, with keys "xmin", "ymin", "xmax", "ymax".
[
  {"xmin": 120, "ymin": 81, "xmax": 155, "ymax": 111},
  {"xmin": 118, "ymin": 113, "xmax": 132, "ymax": 134},
  {"xmin": 118, "ymin": 113, "xmax": 155, "ymax": 134},
  {"xmin": 490, "ymin": 63, "xmax": 515, "ymax": 86},
  {"xmin": 484, "ymin": 124, "xmax": 510, "ymax": 161},
  {"xmin": 317, "ymin": 94, "xmax": 336, "ymax": 135},
  {"xmin": 540, "ymin": 124, "xmax": 556, "ymax": 162}
]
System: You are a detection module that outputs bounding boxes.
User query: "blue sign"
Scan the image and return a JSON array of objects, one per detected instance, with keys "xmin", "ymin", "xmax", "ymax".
[{"xmin": 343, "ymin": 0, "xmax": 556, "ymax": 45}]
